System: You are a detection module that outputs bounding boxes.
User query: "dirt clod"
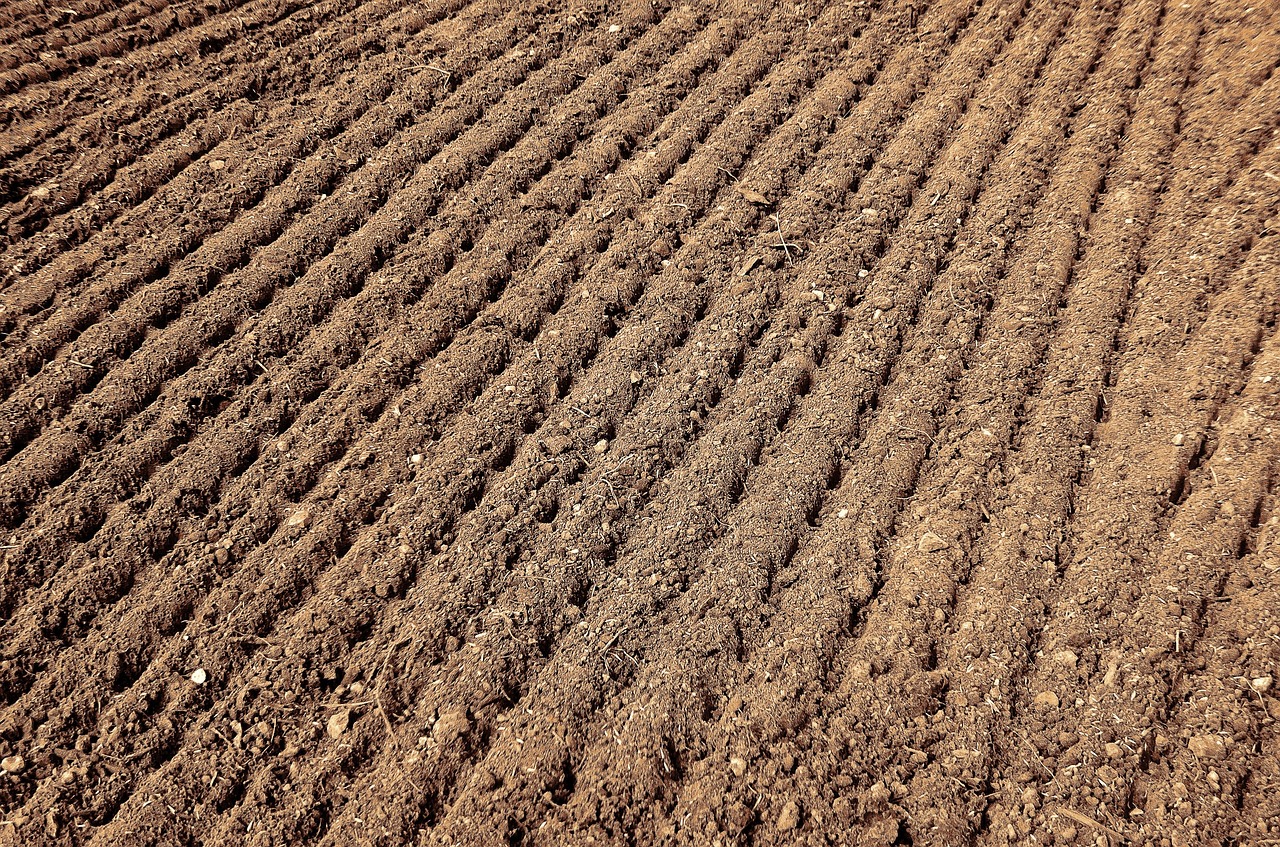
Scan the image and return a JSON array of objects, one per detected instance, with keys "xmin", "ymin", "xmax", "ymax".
[
  {"xmin": 327, "ymin": 709, "xmax": 351, "ymax": 740},
  {"xmin": 776, "ymin": 799, "xmax": 800, "ymax": 831},
  {"xmin": 917, "ymin": 531, "xmax": 949, "ymax": 553},
  {"xmin": 1188, "ymin": 735, "xmax": 1227, "ymax": 760}
]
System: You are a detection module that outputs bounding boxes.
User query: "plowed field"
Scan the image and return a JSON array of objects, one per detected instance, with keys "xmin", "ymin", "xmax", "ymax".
[{"xmin": 1, "ymin": 0, "xmax": 1278, "ymax": 844}]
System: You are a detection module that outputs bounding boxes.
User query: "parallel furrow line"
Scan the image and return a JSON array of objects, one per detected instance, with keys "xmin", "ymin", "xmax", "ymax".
[
  {"xmin": 23, "ymin": 1, "xmax": 924, "ymax": 840},
  {"xmin": 0, "ymin": 0, "xmax": 729, "ymax": 711},
  {"xmin": 0, "ymin": 0, "xmax": 504, "ymax": 344},
  {"xmin": 0, "ymin": 0, "xmax": 598, "ymax": 536},
  {"xmin": 0, "ymin": 4, "xmax": 778, "ymax": 844},
  {"xmin": 394, "ymin": 0, "xmax": 1136, "ymax": 844},
  {"xmin": 0, "ymin": 0, "xmax": 411, "ymax": 181},
  {"xmin": 0, "ymin": 0, "xmax": 266, "ymax": 97},
  {"xmin": 0, "ymin": 0, "xmax": 448, "ymax": 256},
  {"xmin": 994, "ymin": 225, "xmax": 1280, "ymax": 844},
  {"xmin": 0, "ymin": 0, "xmax": 206, "ymax": 72},
  {"xmin": 519, "ymin": 0, "xmax": 1162, "ymax": 841},
  {"xmin": 191, "ymin": 1, "xmax": 982, "ymax": 837},
  {"xmin": 1131, "ymin": 540, "xmax": 1280, "ymax": 843},
  {"xmin": 659, "ymin": 0, "xmax": 1176, "ymax": 837}
]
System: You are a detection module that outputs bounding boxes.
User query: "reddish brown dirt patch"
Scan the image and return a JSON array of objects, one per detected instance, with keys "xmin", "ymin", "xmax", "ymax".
[{"xmin": 1, "ymin": 0, "xmax": 1278, "ymax": 845}]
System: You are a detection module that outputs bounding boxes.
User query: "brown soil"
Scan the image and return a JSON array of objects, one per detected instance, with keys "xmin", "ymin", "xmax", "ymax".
[{"xmin": 0, "ymin": 0, "xmax": 1278, "ymax": 844}]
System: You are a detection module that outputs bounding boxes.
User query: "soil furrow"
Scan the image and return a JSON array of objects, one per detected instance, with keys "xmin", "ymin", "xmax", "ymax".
[
  {"xmin": 0, "ymin": 0, "xmax": 681, "ymax": 658},
  {"xmin": 0, "ymin": 0, "xmax": 870, "ymax": 834},
  {"xmin": 0, "ymin": 0, "xmax": 263, "ymax": 97},
  {"xmin": 810, "ymin": 25, "xmax": 1280, "ymax": 845},
  {"xmin": 0, "ymin": 0, "xmax": 192, "ymax": 72},
  {"xmin": 0, "ymin": 0, "xmax": 455, "ymax": 256},
  {"xmin": 1135, "ymin": 540, "xmax": 1280, "ymax": 846},
  {"xmin": 0, "ymin": 1, "xmax": 171, "ymax": 48},
  {"xmin": 983, "ymin": 219, "xmax": 1280, "ymax": 844},
  {"xmin": 5, "ymin": 0, "xmax": 938, "ymax": 840},
  {"xmin": 0, "ymin": 0, "xmax": 620, "ymax": 536},
  {"xmin": 0, "ymin": 0, "xmax": 524, "ymax": 363},
  {"xmin": 508, "ymin": 0, "xmax": 1165, "ymax": 841},
  {"xmin": 407, "ymin": 0, "xmax": 1141, "ymax": 839},
  {"xmin": 0, "ymin": 0, "xmax": 738, "ymax": 725},
  {"xmin": 1, "ymin": 0, "xmax": 1275, "ymax": 842},
  {"xmin": 200, "ymin": 3, "xmax": 1007, "ymax": 836},
  {"xmin": 0, "ymin": 0, "xmax": 414, "ymax": 188},
  {"xmin": 0, "ymin": 0, "xmax": 285, "ymax": 102},
  {"xmin": 655, "ymin": 0, "xmax": 1176, "ymax": 839},
  {"xmin": 0, "ymin": 0, "xmax": 911, "ymax": 675}
]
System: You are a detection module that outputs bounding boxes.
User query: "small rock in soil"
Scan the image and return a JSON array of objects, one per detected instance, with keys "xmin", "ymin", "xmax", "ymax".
[
  {"xmin": 327, "ymin": 709, "xmax": 351, "ymax": 740},
  {"xmin": 434, "ymin": 706, "xmax": 472, "ymax": 743},
  {"xmin": 917, "ymin": 531, "xmax": 949, "ymax": 553},
  {"xmin": 776, "ymin": 799, "xmax": 800, "ymax": 831},
  {"xmin": 1188, "ymin": 734, "xmax": 1227, "ymax": 760}
]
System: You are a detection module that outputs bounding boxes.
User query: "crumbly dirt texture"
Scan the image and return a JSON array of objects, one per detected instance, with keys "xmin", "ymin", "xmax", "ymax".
[{"xmin": 0, "ymin": 0, "xmax": 1277, "ymax": 844}]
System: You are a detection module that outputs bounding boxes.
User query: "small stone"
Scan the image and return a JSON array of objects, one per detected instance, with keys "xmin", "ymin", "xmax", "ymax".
[
  {"xmin": 1172, "ymin": 433, "xmax": 1185, "ymax": 446},
  {"xmin": 868, "ymin": 781, "xmax": 892, "ymax": 805},
  {"xmin": 608, "ymin": 23, "xmax": 621, "ymax": 32},
  {"xmin": 1, "ymin": 755, "xmax": 25, "ymax": 774},
  {"xmin": 593, "ymin": 439, "xmax": 610, "ymax": 454},
  {"xmin": 1188, "ymin": 734, "xmax": 1227, "ymax": 760},
  {"xmin": 327, "ymin": 709, "xmax": 351, "ymax": 740},
  {"xmin": 630, "ymin": 370, "xmax": 642, "ymax": 385},
  {"xmin": 1033, "ymin": 691, "xmax": 1059, "ymax": 710},
  {"xmin": 209, "ymin": 159, "xmax": 226, "ymax": 171},
  {"xmin": 1054, "ymin": 650, "xmax": 1078, "ymax": 669},
  {"xmin": 1251, "ymin": 676, "xmax": 1273, "ymax": 693},
  {"xmin": 190, "ymin": 668, "xmax": 208, "ymax": 685},
  {"xmin": 409, "ymin": 453, "xmax": 423, "ymax": 464},
  {"xmin": 729, "ymin": 757, "xmax": 747, "ymax": 777},
  {"xmin": 776, "ymin": 799, "xmax": 800, "ymax": 831},
  {"xmin": 917, "ymin": 531, "xmax": 949, "ymax": 553},
  {"xmin": 286, "ymin": 509, "xmax": 311, "ymax": 528},
  {"xmin": 738, "ymin": 186, "xmax": 770, "ymax": 205},
  {"xmin": 838, "ymin": 508, "xmax": 849, "ymax": 519}
]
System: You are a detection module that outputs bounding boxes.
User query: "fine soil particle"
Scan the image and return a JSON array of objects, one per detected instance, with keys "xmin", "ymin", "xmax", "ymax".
[{"xmin": 1, "ymin": 0, "xmax": 1279, "ymax": 845}]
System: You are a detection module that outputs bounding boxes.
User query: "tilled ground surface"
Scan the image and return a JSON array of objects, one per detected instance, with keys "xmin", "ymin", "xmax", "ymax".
[{"xmin": 0, "ymin": 0, "xmax": 1278, "ymax": 844}]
